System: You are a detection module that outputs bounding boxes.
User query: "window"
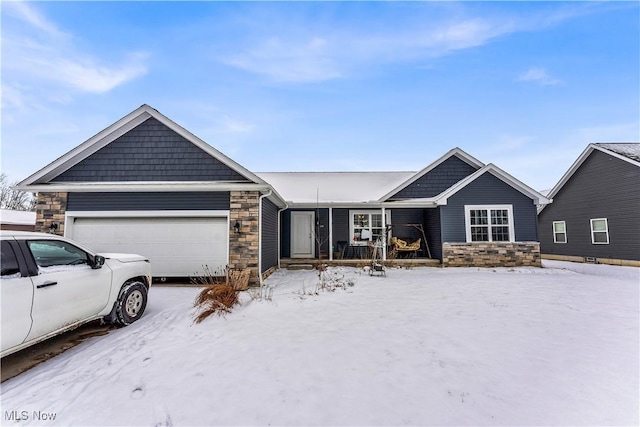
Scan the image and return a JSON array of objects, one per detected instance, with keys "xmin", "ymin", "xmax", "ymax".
[
  {"xmin": 27, "ymin": 240, "xmax": 89, "ymax": 268},
  {"xmin": 590, "ymin": 218, "xmax": 609, "ymax": 244},
  {"xmin": 464, "ymin": 205, "xmax": 514, "ymax": 242},
  {"xmin": 349, "ymin": 210, "xmax": 391, "ymax": 246},
  {"xmin": 1, "ymin": 241, "xmax": 21, "ymax": 277},
  {"xmin": 553, "ymin": 221, "xmax": 567, "ymax": 243}
]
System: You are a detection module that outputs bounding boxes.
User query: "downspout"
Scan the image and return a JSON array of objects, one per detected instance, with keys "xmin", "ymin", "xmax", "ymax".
[
  {"xmin": 258, "ymin": 189, "xmax": 272, "ymax": 287},
  {"xmin": 277, "ymin": 203, "xmax": 289, "ymax": 270}
]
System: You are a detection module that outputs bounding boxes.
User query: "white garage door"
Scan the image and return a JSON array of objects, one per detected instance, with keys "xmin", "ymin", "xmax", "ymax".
[{"xmin": 71, "ymin": 217, "xmax": 228, "ymax": 277}]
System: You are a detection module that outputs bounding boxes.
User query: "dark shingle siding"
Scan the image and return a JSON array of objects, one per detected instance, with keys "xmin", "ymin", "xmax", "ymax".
[
  {"xmin": 53, "ymin": 118, "xmax": 250, "ymax": 182},
  {"xmin": 539, "ymin": 150, "xmax": 640, "ymax": 261},
  {"xmin": 390, "ymin": 156, "xmax": 479, "ymax": 200},
  {"xmin": 67, "ymin": 192, "xmax": 230, "ymax": 211},
  {"xmin": 441, "ymin": 173, "xmax": 538, "ymax": 243},
  {"xmin": 261, "ymin": 198, "xmax": 279, "ymax": 273}
]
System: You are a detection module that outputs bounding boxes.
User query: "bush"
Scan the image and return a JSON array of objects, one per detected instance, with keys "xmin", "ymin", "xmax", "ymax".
[
  {"xmin": 193, "ymin": 283, "xmax": 240, "ymax": 323},
  {"xmin": 191, "ymin": 265, "xmax": 247, "ymax": 323}
]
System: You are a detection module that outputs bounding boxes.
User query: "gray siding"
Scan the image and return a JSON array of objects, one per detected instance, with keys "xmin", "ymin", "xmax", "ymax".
[
  {"xmin": 390, "ymin": 209, "xmax": 423, "ymax": 241},
  {"xmin": 261, "ymin": 198, "xmax": 279, "ymax": 273},
  {"xmin": 52, "ymin": 118, "xmax": 250, "ymax": 183},
  {"xmin": 440, "ymin": 172, "xmax": 538, "ymax": 243},
  {"xmin": 317, "ymin": 209, "xmax": 330, "ymax": 257},
  {"xmin": 67, "ymin": 192, "xmax": 230, "ymax": 211},
  {"xmin": 425, "ymin": 208, "xmax": 442, "ymax": 260},
  {"xmin": 332, "ymin": 208, "xmax": 350, "ymax": 252},
  {"xmin": 539, "ymin": 150, "xmax": 640, "ymax": 261},
  {"xmin": 390, "ymin": 156, "xmax": 479, "ymax": 200},
  {"xmin": 280, "ymin": 210, "xmax": 291, "ymax": 258}
]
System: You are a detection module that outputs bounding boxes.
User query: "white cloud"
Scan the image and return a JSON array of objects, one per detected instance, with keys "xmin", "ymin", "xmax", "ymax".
[
  {"xmin": 222, "ymin": 18, "xmax": 514, "ymax": 83},
  {"xmin": 518, "ymin": 67, "xmax": 563, "ymax": 86},
  {"xmin": 2, "ymin": 2, "xmax": 148, "ymax": 100}
]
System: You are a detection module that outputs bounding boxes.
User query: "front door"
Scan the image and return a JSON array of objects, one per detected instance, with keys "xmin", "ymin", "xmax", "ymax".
[{"xmin": 291, "ymin": 211, "xmax": 315, "ymax": 258}]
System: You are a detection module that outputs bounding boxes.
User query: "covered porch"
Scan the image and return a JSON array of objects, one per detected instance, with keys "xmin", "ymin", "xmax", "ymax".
[{"xmin": 280, "ymin": 257, "xmax": 441, "ymax": 270}]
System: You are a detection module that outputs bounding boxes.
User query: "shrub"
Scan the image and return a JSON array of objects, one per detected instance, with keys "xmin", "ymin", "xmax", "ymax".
[
  {"xmin": 191, "ymin": 265, "xmax": 246, "ymax": 323},
  {"xmin": 193, "ymin": 283, "xmax": 240, "ymax": 323}
]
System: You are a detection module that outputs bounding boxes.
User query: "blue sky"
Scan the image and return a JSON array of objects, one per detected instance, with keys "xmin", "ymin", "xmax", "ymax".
[{"xmin": 2, "ymin": 1, "xmax": 638, "ymax": 191}]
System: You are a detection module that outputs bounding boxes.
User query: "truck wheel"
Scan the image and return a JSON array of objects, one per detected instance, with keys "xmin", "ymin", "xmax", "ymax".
[{"xmin": 116, "ymin": 281, "xmax": 148, "ymax": 326}]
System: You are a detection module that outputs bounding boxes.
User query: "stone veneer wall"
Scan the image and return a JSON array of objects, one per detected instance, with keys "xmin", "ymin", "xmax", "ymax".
[
  {"xmin": 35, "ymin": 192, "xmax": 67, "ymax": 236},
  {"xmin": 229, "ymin": 191, "xmax": 260, "ymax": 286},
  {"xmin": 442, "ymin": 242, "xmax": 541, "ymax": 267}
]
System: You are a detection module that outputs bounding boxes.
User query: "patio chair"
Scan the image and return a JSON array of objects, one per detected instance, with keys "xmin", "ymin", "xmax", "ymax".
[{"xmin": 390, "ymin": 237, "xmax": 421, "ymax": 259}]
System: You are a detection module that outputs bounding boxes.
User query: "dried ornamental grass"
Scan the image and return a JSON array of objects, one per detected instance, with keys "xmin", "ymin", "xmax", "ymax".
[{"xmin": 193, "ymin": 283, "xmax": 240, "ymax": 323}]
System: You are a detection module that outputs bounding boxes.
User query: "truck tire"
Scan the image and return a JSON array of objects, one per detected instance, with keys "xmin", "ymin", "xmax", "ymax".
[{"xmin": 115, "ymin": 281, "xmax": 148, "ymax": 326}]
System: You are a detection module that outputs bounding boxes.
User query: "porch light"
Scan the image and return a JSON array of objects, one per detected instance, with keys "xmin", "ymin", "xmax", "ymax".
[
  {"xmin": 48, "ymin": 222, "xmax": 58, "ymax": 233},
  {"xmin": 233, "ymin": 221, "xmax": 241, "ymax": 234}
]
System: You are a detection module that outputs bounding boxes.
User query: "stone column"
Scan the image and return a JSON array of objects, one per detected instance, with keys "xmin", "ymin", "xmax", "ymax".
[
  {"xmin": 35, "ymin": 192, "xmax": 68, "ymax": 235},
  {"xmin": 229, "ymin": 191, "xmax": 260, "ymax": 286}
]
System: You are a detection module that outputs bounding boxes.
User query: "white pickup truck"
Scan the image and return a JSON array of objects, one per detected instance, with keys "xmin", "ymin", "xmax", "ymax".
[{"xmin": 1, "ymin": 231, "xmax": 152, "ymax": 358}]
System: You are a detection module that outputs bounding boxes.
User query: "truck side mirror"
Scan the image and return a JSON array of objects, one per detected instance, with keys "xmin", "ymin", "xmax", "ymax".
[{"xmin": 92, "ymin": 255, "xmax": 105, "ymax": 269}]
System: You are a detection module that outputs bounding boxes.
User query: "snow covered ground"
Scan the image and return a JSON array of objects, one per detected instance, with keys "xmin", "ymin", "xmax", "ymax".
[{"xmin": 1, "ymin": 261, "xmax": 638, "ymax": 426}]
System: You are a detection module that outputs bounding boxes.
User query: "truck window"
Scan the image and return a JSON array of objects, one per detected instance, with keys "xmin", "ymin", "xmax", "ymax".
[
  {"xmin": 27, "ymin": 240, "xmax": 89, "ymax": 268},
  {"xmin": 1, "ymin": 241, "xmax": 21, "ymax": 277}
]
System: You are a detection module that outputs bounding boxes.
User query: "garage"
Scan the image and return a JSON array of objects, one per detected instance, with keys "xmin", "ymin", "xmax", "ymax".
[{"xmin": 68, "ymin": 216, "xmax": 228, "ymax": 278}]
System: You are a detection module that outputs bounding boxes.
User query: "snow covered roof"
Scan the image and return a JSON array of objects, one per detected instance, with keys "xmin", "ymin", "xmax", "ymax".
[
  {"xmin": 595, "ymin": 143, "xmax": 640, "ymax": 162},
  {"xmin": 0, "ymin": 209, "xmax": 36, "ymax": 225},
  {"xmin": 256, "ymin": 172, "xmax": 414, "ymax": 204}
]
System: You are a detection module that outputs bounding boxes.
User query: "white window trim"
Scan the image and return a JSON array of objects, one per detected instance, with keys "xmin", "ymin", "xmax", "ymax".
[
  {"xmin": 553, "ymin": 221, "xmax": 567, "ymax": 244},
  {"xmin": 590, "ymin": 218, "xmax": 610, "ymax": 245},
  {"xmin": 464, "ymin": 205, "xmax": 515, "ymax": 243},
  {"xmin": 349, "ymin": 210, "xmax": 391, "ymax": 247}
]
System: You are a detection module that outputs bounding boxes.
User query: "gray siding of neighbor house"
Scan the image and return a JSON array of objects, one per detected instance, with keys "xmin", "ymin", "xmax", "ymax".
[
  {"xmin": 440, "ymin": 173, "xmax": 539, "ymax": 243},
  {"xmin": 389, "ymin": 156, "xmax": 479, "ymax": 200},
  {"xmin": 261, "ymin": 198, "xmax": 279, "ymax": 273},
  {"xmin": 51, "ymin": 118, "xmax": 250, "ymax": 183},
  {"xmin": 67, "ymin": 192, "xmax": 230, "ymax": 211},
  {"xmin": 538, "ymin": 150, "xmax": 640, "ymax": 261}
]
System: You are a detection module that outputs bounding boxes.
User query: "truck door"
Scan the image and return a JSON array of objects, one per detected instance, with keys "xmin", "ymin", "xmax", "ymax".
[
  {"xmin": 1, "ymin": 240, "xmax": 34, "ymax": 354},
  {"xmin": 24, "ymin": 239, "xmax": 112, "ymax": 341}
]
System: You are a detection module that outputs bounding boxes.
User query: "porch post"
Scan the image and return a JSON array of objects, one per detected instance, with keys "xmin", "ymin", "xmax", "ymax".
[
  {"xmin": 329, "ymin": 207, "xmax": 333, "ymax": 260},
  {"xmin": 381, "ymin": 207, "xmax": 387, "ymax": 260}
]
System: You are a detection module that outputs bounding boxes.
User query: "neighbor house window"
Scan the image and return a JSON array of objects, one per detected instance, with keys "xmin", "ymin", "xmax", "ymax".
[
  {"xmin": 553, "ymin": 221, "xmax": 567, "ymax": 243},
  {"xmin": 464, "ymin": 205, "xmax": 514, "ymax": 243},
  {"xmin": 590, "ymin": 218, "xmax": 609, "ymax": 244},
  {"xmin": 349, "ymin": 210, "xmax": 391, "ymax": 246}
]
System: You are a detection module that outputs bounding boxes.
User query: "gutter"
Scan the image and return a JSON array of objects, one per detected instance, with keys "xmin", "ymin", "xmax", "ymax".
[
  {"xmin": 276, "ymin": 203, "xmax": 289, "ymax": 271},
  {"xmin": 258, "ymin": 189, "xmax": 273, "ymax": 287}
]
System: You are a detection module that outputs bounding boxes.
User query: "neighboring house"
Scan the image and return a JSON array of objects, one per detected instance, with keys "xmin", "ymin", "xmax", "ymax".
[
  {"xmin": 17, "ymin": 104, "xmax": 550, "ymax": 284},
  {"xmin": 538, "ymin": 143, "xmax": 640, "ymax": 266},
  {"xmin": 0, "ymin": 209, "xmax": 36, "ymax": 231}
]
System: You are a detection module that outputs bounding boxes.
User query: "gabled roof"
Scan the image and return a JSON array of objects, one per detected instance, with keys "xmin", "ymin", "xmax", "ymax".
[
  {"xmin": 256, "ymin": 171, "xmax": 414, "ymax": 205},
  {"xmin": 433, "ymin": 163, "xmax": 551, "ymax": 206},
  {"xmin": 17, "ymin": 104, "xmax": 268, "ymax": 188},
  {"xmin": 539, "ymin": 143, "xmax": 640, "ymax": 213},
  {"xmin": 379, "ymin": 147, "xmax": 484, "ymax": 202}
]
